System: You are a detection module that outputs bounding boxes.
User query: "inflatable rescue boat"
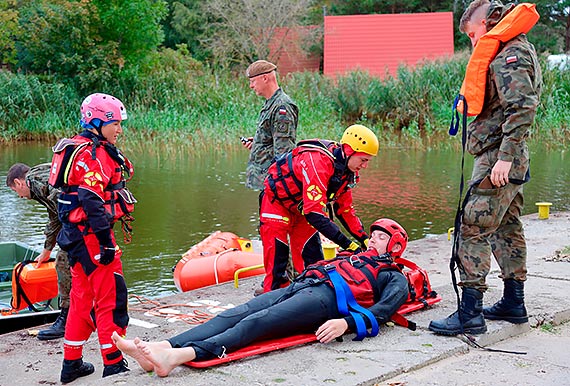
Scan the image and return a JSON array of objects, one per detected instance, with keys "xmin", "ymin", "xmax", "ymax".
[{"xmin": 173, "ymin": 231, "xmax": 264, "ymax": 292}]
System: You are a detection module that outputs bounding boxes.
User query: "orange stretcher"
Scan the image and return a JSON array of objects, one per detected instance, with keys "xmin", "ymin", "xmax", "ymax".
[{"xmin": 185, "ymin": 294, "xmax": 441, "ymax": 368}]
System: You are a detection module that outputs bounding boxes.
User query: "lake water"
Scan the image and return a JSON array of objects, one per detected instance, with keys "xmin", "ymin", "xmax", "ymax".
[{"xmin": 1, "ymin": 142, "xmax": 568, "ymax": 298}]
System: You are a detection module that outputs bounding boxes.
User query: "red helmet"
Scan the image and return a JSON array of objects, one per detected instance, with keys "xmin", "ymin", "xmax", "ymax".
[
  {"xmin": 370, "ymin": 218, "xmax": 408, "ymax": 257},
  {"xmin": 80, "ymin": 93, "xmax": 128, "ymax": 128}
]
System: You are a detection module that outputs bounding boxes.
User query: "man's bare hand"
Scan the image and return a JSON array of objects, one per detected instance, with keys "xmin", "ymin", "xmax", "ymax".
[
  {"xmin": 240, "ymin": 136, "xmax": 253, "ymax": 150},
  {"xmin": 316, "ymin": 319, "xmax": 348, "ymax": 343},
  {"xmin": 34, "ymin": 249, "xmax": 52, "ymax": 268},
  {"xmin": 491, "ymin": 160, "xmax": 512, "ymax": 187}
]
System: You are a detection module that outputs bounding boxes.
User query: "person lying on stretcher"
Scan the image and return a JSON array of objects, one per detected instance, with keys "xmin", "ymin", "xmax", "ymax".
[{"xmin": 112, "ymin": 218, "xmax": 410, "ymax": 377}]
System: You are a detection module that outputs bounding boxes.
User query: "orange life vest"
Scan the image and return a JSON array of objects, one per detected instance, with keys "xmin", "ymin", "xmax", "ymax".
[{"xmin": 458, "ymin": 3, "xmax": 539, "ymax": 116}]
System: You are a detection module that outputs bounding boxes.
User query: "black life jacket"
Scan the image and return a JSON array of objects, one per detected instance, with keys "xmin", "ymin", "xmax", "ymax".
[{"xmin": 266, "ymin": 139, "xmax": 357, "ymax": 206}]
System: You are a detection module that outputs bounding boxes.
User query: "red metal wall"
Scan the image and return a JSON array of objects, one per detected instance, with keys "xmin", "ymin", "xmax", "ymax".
[{"xmin": 324, "ymin": 13, "xmax": 454, "ymax": 78}]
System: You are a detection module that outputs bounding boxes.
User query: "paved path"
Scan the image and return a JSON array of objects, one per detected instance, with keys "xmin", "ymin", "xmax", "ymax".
[{"xmin": 1, "ymin": 212, "xmax": 569, "ymax": 386}]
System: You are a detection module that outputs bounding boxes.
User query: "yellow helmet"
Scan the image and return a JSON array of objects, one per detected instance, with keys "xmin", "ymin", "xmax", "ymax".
[{"xmin": 340, "ymin": 124, "xmax": 379, "ymax": 156}]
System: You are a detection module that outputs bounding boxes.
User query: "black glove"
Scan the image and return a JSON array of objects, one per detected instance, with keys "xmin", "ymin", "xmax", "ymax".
[
  {"xmin": 99, "ymin": 245, "xmax": 116, "ymax": 265},
  {"xmin": 95, "ymin": 229, "xmax": 115, "ymax": 265}
]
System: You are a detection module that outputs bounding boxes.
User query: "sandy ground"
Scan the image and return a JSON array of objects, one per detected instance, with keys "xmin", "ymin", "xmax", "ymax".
[{"xmin": 0, "ymin": 211, "xmax": 569, "ymax": 386}]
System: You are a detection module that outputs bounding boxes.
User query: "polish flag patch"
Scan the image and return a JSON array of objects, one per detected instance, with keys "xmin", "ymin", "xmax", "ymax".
[
  {"xmin": 279, "ymin": 108, "xmax": 287, "ymax": 115},
  {"xmin": 506, "ymin": 55, "xmax": 518, "ymax": 64}
]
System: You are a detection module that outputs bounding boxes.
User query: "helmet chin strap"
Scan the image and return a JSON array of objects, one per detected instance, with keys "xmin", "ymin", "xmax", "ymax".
[{"xmin": 93, "ymin": 119, "xmax": 105, "ymax": 138}]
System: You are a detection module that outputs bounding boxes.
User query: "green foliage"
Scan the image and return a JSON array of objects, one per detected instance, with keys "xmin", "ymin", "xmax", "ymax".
[
  {"xmin": 0, "ymin": 71, "xmax": 79, "ymax": 138},
  {"xmin": 325, "ymin": 53, "xmax": 468, "ymax": 138},
  {"xmin": 16, "ymin": 0, "xmax": 167, "ymax": 94},
  {"xmin": 0, "ymin": 0, "xmax": 20, "ymax": 67},
  {"xmin": 532, "ymin": 0, "xmax": 570, "ymax": 53},
  {"xmin": 1, "ymin": 51, "xmax": 569, "ymax": 151},
  {"xmin": 161, "ymin": 0, "xmax": 211, "ymax": 61}
]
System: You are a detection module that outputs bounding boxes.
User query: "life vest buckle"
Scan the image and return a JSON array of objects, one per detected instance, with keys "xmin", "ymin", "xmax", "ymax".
[
  {"xmin": 324, "ymin": 264, "xmax": 336, "ymax": 272},
  {"xmin": 349, "ymin": 255, "xmax": 361, "ymax": 266}
]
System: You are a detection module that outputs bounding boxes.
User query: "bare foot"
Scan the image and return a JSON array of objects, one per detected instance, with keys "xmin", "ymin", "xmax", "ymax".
[
  {"xmin": 135, "ymin": 338, "xmax": 186, "ymax": 377},
  {"xmin": 111, "ymin": 331, "xmax": 154, "ymax": 372}
]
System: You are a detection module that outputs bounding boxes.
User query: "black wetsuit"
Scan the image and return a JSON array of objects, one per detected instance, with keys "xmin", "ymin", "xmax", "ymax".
[{"xmin": 168, "ymin": 254, "xmax": 409, "ymax": 361}]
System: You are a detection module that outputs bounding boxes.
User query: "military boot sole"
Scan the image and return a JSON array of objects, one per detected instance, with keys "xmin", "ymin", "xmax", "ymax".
[
  {"xmin": 484, "ymin": 313, "xmax": 529, "ymax": 324},
  {"xmin": 38, "ymin": 331, "xmax": 65, "ymax": 340},
  {"xmin": 428, "ymin": 323, "xmax": 488, "ymax": 336}
]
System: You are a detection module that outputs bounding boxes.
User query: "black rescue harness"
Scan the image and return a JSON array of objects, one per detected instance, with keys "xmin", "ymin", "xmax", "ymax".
[{"xmin": 266, "ymin": 139, "xmax": 356, "ymax": 208}]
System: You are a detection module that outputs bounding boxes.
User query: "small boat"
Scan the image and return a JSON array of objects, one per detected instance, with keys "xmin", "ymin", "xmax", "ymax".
[
  {"xmin": 0, "ymin": 241, "xmax": 60, "ymax": 334},
  {"xmin": 173, "ymin": 231, "xmax": 264, "ymax": 292}
]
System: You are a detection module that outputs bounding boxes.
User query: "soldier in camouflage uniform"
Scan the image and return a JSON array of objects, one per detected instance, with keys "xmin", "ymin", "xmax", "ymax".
[
  {"xmin": 6, "ymin": 162, "xmax": 72, "ymax": 340},
  {"xmin": 429, "ymin": 0, "xmax": 542, "ymax": 335},
  {"xmin": 243, "ymin": 60, "xmax": 298, "ymax": 190}
]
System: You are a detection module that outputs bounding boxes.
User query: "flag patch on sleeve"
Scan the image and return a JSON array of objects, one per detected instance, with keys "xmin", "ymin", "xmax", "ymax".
[
  {"xmin": 279, "ymin": 108, "xmax": 287, "ymax": 115},
  {"xmin": 506, "ymin": 55, "xmax": 518, "ymax": 64}
]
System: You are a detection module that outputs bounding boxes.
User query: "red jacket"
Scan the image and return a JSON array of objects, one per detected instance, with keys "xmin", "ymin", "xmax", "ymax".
[{"xmin": 264, "ymin": 140, "xmax": 367, "ymax": 247}]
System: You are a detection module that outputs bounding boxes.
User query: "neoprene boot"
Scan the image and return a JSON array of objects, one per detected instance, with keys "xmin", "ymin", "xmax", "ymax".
[
  {"xmin": 429, "ymin": 287, "xmax": 487, "ymax": 335},
  {"xmin": 60, "ymin": 358, "xmax": 95, "ymax": 384},
  {"xmin": 483, "ymin": 279, "xmax": 528, "ymax": 324},
  {"xmin": 102, "ymin": 358, "xmax": 130, "ymax": 377},
  {"xmin": 38, "ymin": 307, "xmax": 68, "ymax": 340}
]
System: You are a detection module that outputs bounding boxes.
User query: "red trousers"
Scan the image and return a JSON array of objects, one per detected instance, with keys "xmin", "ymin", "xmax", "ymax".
[
  {"xmin": 259, "ymin": 193, "xmax": 323, "ymax": 292},
  {"xmin": 63, "ymin": 232, "xmax": 128, "ymax": 366}
]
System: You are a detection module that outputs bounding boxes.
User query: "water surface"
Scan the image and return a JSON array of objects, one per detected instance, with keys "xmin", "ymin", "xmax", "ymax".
[{"xmin": 1, "ymin": 142, "xmax": 567, "ymax": 297}]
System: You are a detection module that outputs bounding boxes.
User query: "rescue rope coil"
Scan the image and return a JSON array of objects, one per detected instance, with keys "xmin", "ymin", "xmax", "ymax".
[{"xmin": 128, "ymin": 294, "xmax": 216, "ymax": 325}]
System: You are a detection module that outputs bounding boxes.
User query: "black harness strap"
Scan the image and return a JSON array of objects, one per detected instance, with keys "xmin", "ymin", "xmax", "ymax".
[{"xmin": 12, "ymin": 259, "xmax": 55, "ymax": 312}]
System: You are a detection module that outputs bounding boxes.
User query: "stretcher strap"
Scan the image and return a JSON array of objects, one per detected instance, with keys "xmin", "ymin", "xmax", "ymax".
[{"xmin": 327, "ymin": 268, "xmax": 379, "ymax": 341}]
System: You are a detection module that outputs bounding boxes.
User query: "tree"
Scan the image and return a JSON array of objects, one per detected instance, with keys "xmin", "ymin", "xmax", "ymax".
[
  {"xmin": 16, "ymin": 0, "xmax": 167, "ymax": 94},
  {"xmin": 202, "ymin": 0, "xmax": 313, "ymax": 67},
  {"xmin": 532, "ymin": 0, "xmax": 570, "ymax": 53},
  {"xmin": 161, "ymin": 0, "xmax": 211, "ymax": 61},
  {"xmin": 0, "ymin": 0, "xmax": 20, "ymax": 67}
]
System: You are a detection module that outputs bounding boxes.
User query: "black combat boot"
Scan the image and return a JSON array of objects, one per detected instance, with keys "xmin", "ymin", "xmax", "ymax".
[
  {"xmin": 38, "ymin": 307, "xmax": 68, "ymax": 340},
  {"xmin": 483, "ymin": 279, "xmax": 528, "ymax": 324},
  {"xmin": 102, "ymin": 358, "xmax": 130, "ymax": 377},
  {"xmin": 60, "ymin": 358, "xmax": 95, "ymax": 384},
  {"xmin": 429, "ymin": 287, "xmax": 487, "ymax": 335}
]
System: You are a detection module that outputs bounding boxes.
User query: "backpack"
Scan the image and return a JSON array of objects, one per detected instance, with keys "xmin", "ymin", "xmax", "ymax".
[{"xmin": 392, "ymin": 256, "xmax": 441, "ymax": 330}]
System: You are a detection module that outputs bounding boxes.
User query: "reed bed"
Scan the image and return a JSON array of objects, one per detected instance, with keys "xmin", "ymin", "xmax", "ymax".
[{"xmin": 1, "ymin": 52, "xmax": 568, "ymax": 151}]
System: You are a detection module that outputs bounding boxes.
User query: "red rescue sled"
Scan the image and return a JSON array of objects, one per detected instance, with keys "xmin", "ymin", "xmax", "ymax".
[
  {"xmin": 173, "ymin": 231, "xmax": 264, "ymax": 292},
  {"xmin": 186, "ymin": 256, "xmax": 442, "ymax": 368}
]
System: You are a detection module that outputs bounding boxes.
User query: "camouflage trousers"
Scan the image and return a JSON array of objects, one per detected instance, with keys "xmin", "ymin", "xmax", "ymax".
[
  {"xmin": 457, "ymin": 156, "xmax": 528, "ymax": 292},
  {"xmin": 55, "ymin": 249, "xmax": 72, "ymax": 308}
]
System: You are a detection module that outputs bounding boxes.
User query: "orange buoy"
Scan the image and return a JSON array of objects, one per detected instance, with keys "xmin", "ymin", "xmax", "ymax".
[{"xmin": 173, "ymin": 232, "xmax": 264, "ymax": 292}]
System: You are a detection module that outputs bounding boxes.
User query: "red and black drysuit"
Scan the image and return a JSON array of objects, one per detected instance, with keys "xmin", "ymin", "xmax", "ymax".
[
  {"xmin": 55, "ymin": 130, "xmax": 135, "ymax": 366},
  {"xmin": 260, "ymin": 139, "xmax": 368, "ymax": 291},
  {"xmin": 167, "ymin": 249, "xmax": 408, "ymax": 360}
]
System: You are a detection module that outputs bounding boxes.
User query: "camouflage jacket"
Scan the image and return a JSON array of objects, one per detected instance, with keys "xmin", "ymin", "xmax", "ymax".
[
  {"xmin": 246, "ymin": 88, "xmax": 298, "ymax": 190},
  {"xmin": 467, "ymin": 1, "xmax": 542, "ymax": 182},
  {"xmin": 26, "ymin": 163, "xmax": 62, "ymax": 251}
]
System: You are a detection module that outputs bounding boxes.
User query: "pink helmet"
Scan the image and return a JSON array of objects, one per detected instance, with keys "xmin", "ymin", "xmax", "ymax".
[
  {"xmin": 80, "ymin": 93, "xmax": 128, "ymax": 128},
  {"xmin": 370, "ymin": 218, "xmax": 408, "ymax": 258}
]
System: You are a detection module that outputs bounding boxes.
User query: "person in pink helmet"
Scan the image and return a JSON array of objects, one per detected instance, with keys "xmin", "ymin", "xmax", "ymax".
[{"xmin": 50, "ymin": 93, "xmax": 137, "ymax": 383}]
